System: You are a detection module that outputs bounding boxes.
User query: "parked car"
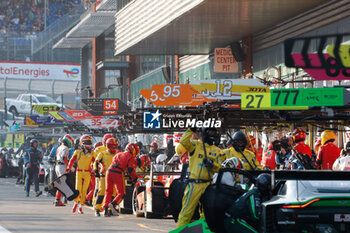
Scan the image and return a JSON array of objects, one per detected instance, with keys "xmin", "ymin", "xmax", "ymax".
[{"xmin": 6, "ymin": 94, "xmax": 62, "ymax": 116}]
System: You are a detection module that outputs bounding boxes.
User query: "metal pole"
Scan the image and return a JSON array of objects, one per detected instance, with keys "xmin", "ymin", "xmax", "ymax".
[
  {"xmin": 51, "ymin": 80, "xmax": 55, "ymax": 98},
  {"xmin": 75, "ymin": 81, "xmax": 80, "ymax": 109},
  {"xmin": 61, "ymin": 94, "xmax": 64, "ymax": 109},
  {"xmin": 30, "ymin": 95, "xmax": 33, "ymax": 115},
  {"xmin": 28, "ymin": 79, "xmax": 32, "ymax": 93},
  {"xmin": 44, "ymin": 0, "xmax": 47, "ymax": 30}
]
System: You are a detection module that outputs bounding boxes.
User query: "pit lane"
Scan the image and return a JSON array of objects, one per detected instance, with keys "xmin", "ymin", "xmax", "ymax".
[{"xmin": 0, "ymin": 178, "xmax": 175, "ymax": 233}]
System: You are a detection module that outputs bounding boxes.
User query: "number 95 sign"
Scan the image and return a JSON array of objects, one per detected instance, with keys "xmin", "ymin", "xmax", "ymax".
[{"xmin": 140, "ymin": 84, "xmax": 210, "ymax": 106}]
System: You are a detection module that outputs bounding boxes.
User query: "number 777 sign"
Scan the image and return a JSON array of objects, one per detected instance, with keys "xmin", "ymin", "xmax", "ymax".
[{"xmin": 241, "ymin": 87, "xmax": 344, "ymax": 110}]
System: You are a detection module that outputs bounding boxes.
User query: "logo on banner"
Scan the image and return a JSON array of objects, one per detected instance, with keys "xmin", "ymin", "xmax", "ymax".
[
  {"xmin": 63, "ymin": 68, "xmax": 79, "ymax": 79},
  {"xmin": 143, "ymin": 110, "xmax": 161, "ymax": 129},
  {"xmin": 143, "ymin": 110, "xmax": 222, "ymax": 129}
]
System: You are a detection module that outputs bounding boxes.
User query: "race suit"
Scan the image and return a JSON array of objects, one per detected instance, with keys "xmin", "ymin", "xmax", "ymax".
[
  {"xmin": 55, "ymin": 144, "xmax": 69, "ymax": 201},
  {"xmin": 224, "ymin": 187, "xmax": 262, "ymax": 233},
  {"xmin": 248, "ymin": 146, "xmax": 263, "ymax": 164},
  {"xmin": 176, "ymin": 128, "xmax": 222, "ymax": 228},
  {"xmin": 93, "ymin": 150, "xmax": 119, "ymax": 211},
  {"xmin": 294, "ymin": 141, "xmax": 312, "ymax": 157},
  {"xmin": 67, "ymin": 149, "xmax": 94, "ymax": 204},
  {"xmin": 332, "ymin": 156, "xmax": 350, "ymax": 170},
  {"xmin": 103, "ymin": 151, "xmax": 138, "ymax": 208},
  {"xmin": 261, "ymin": 150, "xmax": 276, "ymax": 170},
  {"xmin": 224, "ymin": 147, "xmax": 261, "ymax": 170},
  {"xmin": 90, "ymin": 145, "xmax": 107, "ymax": 205},
  {"xmin": 316, "ymin": 142, "xmax": 341, "ymax": 170}
]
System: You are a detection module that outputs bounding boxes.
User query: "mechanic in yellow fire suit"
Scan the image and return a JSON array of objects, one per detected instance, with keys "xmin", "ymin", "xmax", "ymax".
[
  {"xmin": 93, "ymin": 137, "xmax": 121, "ymax": 217},
  {"xmin": 91, "ymin": 134, "xmax": 114, "ymax": 209},
  {"xmin": 224, "ymin": 131, "xmax": 262, "ymax": 170},
  {"xmin": 65, "ymin": 135, "xmax": 94, "ymax": 214},
  {"xmin": 176, "ymin": 128, "xmax": 222, "ymax": 228}
]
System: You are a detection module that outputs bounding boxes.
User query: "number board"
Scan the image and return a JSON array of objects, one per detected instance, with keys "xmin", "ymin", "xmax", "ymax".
[
  {"xmin": 103, "ymin": 99, "xmax": 118, "ymax": 111},
  {"xmin": 241, "ymin": 93, "xmax": 271, "ymax": 110},
  {"xmin": 271, "ymin": 87, "xmax": 344, "ymax": 107},
  {"xmin": 241, "ymin": 88, "xmax": 344, "ymax": 110},
  {"xmin": 140, "ymin": 84, "xmax": 213, "ymax": 106},
  {"xmin": 82, "ymin": 98, "xmax": 130, "ymax": 112}
]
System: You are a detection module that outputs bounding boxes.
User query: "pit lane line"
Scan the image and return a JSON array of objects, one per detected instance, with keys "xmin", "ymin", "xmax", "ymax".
[
  {"xmin": 86, "ymin": 207, "xmax": 169, "ymax": 232},
  {"xmin": 137, "ymin": 224, "xmax": 168, "ymax": 232},
  {"xmin": 0, "ymin": 225, "xmax": 11, "ymax": 233}
]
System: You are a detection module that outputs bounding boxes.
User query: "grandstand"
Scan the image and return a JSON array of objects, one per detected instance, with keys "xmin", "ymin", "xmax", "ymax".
[{"xmin": 0, "ymin": 0, "xmax": 97, "ymax": 61}]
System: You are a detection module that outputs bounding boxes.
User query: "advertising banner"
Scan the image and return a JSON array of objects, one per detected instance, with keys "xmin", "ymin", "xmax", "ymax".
[{"xmin": 0, "ymin": 61, "xmax": 81, "ymax": 81}]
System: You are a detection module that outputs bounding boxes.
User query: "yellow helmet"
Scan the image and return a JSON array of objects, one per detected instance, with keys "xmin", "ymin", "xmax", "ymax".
[
  {"xmin": 321, "ymin": 130, "xmax": 336, "ymax": 145},
  {"xmin": 175, "ymin": 143, "xmax": 187, "ymax": 157}
]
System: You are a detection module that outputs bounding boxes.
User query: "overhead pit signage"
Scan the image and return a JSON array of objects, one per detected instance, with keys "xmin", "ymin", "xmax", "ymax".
[
  {"xmin": 140, "ymin": 79, "xmax": 268, "ymax": 107},
  {"xmin": 284, "ymin": 34, "xmax": 350, "ymax": 80},
  {"xmin": 214, "ymin": 48, "xmax": 238, "ymax": 73},
  {"xmin": 241, "ymin": 87, "xmax": 344, "ymax": 110},
  {"xmin": 81, "ymin": 98, "xmax": 130, "ymax": 116}
]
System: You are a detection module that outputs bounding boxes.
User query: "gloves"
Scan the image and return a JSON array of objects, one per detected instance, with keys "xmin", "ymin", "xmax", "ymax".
[
  {"xmin": 94, "ymin": 170, "xmax": 100, "ymax": 178},
  {"xmin": 203, "ymin": 158, "xmax": 213, "ymax": 169}
]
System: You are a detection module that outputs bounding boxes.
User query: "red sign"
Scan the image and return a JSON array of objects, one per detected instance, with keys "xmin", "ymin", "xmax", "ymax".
[
  {"xmin": 81, "ymin": 119, "xmax": 120, "ymax": 129},
  {"xmin": 64, "ymin": 110, "xmax": 103, "ymax": 121},
  {"xmin": 292, "ymin": 53, "xmax": 350, "ymax": 81},
  {"xmin": 103, "ymin": 99, "xmax": 119, "ymax": 111}
]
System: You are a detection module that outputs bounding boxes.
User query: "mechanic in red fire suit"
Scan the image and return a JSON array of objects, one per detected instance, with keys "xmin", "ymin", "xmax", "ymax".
[
  {"xmin": 317, "ymin": 130, "xmax": 341, "ymax": 170},
  {"xmin": 293, "ymin": 128, "xmax": 312, "ymax": 157},
  {"xmin": 261, "ymin": 140, "xmax": 281, "ymax": 170},
  {"xmin": 103, "ymin": 142, "xmax": 140, "ymax": 217}
]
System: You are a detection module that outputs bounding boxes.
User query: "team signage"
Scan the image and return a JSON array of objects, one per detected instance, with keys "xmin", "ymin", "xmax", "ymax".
[
  {"xmin": 81, "ymin": 119, "xmax": 120, "ymax": 129},
  {"xmin": 241, "ymin": 87, "xmax": 344, "ymax": 110},
  {"xmin": 0, "ymin": 61, "xmax": 81, "ymax": 80},
  {"xmin": 81, "ymin": 98, "xmax": 130, "ymax": 115},
  {"xmin": 33, "ymin": 105, "xmax": 61, "ymax": 115},
  {"xmin": 140, "ymin": 79, "xmax": 269, "ymax": 107},
  {"xmin": 140, "ymin": 84, "xmax": 212, "ymax": 107},
  {"xmin": 29, "ymin": 116, "xmax": 63, "ymax": 125},
  {"xmin": 190, "ymin": 79, "xmax": 269, "ymax": 100},
  {"xmin": 63, "ymin": 110, "xmax": 103, "ymax": 120},
  {"xmin": 284, "ymin": 34, "xmax": 350, "ymax": 80}
]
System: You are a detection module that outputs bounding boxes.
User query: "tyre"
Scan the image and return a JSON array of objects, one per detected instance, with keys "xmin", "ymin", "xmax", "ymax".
[
  {"xmin": 144, "ymin": 183, "xmax": 165, "ymax": 219},
  {"xmin": 132, "ymin": 186, "xmax": 145, "ymax": 216},
  {"xmin": 9, "ymin": 107, "xmax": 18, "ymax": 116}
]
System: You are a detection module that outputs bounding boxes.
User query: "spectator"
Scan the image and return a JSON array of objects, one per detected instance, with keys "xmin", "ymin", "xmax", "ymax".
[{"xmin": 0, "ymin": 0, "xmax": 85, "ymax": 36}]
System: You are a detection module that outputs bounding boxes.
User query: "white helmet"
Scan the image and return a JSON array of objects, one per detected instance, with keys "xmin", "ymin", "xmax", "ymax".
[{"xmin": 156, "ymin": 154, "xmax": 167, "ymax": 164}]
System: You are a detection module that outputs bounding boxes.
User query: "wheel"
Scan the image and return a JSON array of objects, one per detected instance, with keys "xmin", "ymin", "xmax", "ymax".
[
  {"xmin": 143, "ymin": 187, "xmax": 164, "ymax": 219},
  {"xmin": 132, "ymin": 186, "xmax": 144, "ymax": 216},
  {"xmin": 9, "ymin": 107, "xmax": 18, "ymax": 117}
]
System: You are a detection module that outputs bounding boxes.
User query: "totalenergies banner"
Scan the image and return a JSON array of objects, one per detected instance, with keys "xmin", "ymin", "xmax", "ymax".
[{"xmin": 0, "ymin": 61, "xmax": 81, "ymax": 80}]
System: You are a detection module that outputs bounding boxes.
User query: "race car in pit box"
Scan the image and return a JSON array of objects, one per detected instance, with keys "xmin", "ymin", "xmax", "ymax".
[
  {"xmin": 262, "ymin": 171, "xmax": 350, "ymax": 233},
  {"xmin": 132, "ymin": 160, "xmax": 182, "ymax": 218},
  {"xmin": 198, "ymin": 169, "xmax": 350, "ymax": 233}
]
